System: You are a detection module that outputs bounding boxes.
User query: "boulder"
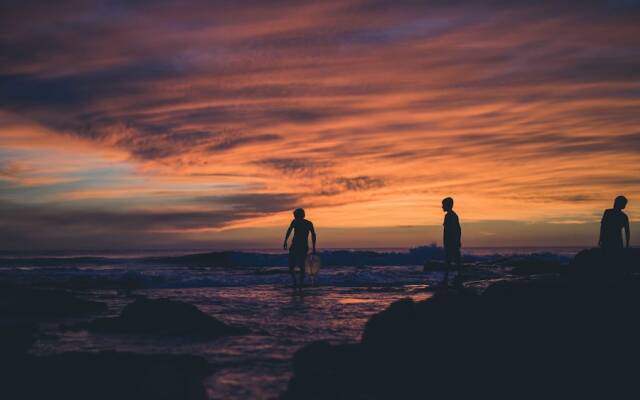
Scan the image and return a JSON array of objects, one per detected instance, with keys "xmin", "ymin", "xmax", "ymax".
[
  {"xmin": 0, "ymin": 315, "xmax": 213, "ymax": 400},
  {"xmin": 285, "ymin": 341, "xmax": 363, "ymax": 399},
  {"xmin": 283, "ymin": 273, "xmax": 640, "ymax": 399},
  {"xmin": 4, "ymin": 351, "xmax": 211, "ymax": 400},
  {"xmin": 88, "ymin": 297, "xmax": 246, "ymax": 338},
  {"xmin": 510, "ymin": 262, "xmax": 566, "ymax": 275},
  {"xmin": 569, "ymin": 247, "xmax": 640, "ymax": 280}
]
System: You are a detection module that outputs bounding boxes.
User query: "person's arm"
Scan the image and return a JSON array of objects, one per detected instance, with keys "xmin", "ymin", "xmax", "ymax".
[
  {"xmin": 457, "ymin": 217, "xmax": 462, "ymax": 248},
  {"xmin": 599, "ymin": 212, "xmax": 606, "ymax": 247},
  {"xmin": 310, "ymin": 222, "xmax": 317, "ymax": 253},
  {"xmin": 443, "ymin": 214, "xmax": 448, "ymax": 248},
  {"xmin": 284, "ymin": 221, "xmax": 294, "ymax": 250},
  {"xmin": 624, "ymin": 215, "xmax": 630, "ymax": 248}
]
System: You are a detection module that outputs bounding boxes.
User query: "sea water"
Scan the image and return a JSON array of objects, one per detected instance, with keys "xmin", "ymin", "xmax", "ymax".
[{"xmin": 0, "ymin": 247, "xmax": 578, "ymax": 399}]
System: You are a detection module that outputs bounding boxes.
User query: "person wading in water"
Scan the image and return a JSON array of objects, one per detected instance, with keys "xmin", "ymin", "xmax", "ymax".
[{"xmin": 284, "ymin": 208, "xmax": 317, "ymax": 292}]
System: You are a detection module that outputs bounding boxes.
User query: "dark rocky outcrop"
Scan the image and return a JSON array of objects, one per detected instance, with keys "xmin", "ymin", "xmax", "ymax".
[
  {"xmin": 4, "ymin": 350, "xmax": 211, "ymax": 400},
  {"xmin": 0, "ymin": 287, "xmax": 107, "ymax": 317},
  {"xmin": 508, "ymin": 254, "xmax": 567, "ymax": 275},
  {"xmin": 88, "ymin": 297, "xmax": 247, "ymax": 338},
  {"xmin": 570, "ymin": 247, "xmax": 639, "ymax": 280},
  {"xmin": 1, "ymin": 318, "xmax": 212, "ymax": 400},
  {"xmin": 283, "ymin": 249, "xmax": 640, "ymax": 399}
]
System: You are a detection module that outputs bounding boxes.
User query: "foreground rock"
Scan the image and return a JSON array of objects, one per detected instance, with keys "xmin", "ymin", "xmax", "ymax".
[
  {"xmin": 89, "ymin": 297, "xmax": 247, "ymax": 338},
  {"xmin": 570, "ymin": 247, "xmax": 640, "ymax": 280},
  {"xmin": 0, "ymin": 320, "xmax": 212, "ymax": 400},
  {"xmin": 0, "ymin": 287, "xmax": 107, "ymax": 317},
  {"xmin": 283, "ymin": 249, "xmax": 640, "ymax": 399},
  {"xmin": 4, "ymin": 350, "xmax": 211, "ymax": 400}
]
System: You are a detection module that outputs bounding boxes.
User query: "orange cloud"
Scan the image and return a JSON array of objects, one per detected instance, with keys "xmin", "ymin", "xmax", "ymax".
[{"xmin": 1, "ymin": 0, "xmax": 639, "ymax": 249}]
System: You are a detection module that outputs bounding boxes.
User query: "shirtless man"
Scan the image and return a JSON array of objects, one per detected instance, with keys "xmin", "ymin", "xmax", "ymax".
[
  {"xmin": 442, "ymin": 197, "xmax": 462, "ymax": 287},
  {"xmin": 284, "ymin": 208, "xmax": 317, "ymax": 291},
  {"xmin": 599, "ymin": 196, "xmax": 630, "ymax": 250}
]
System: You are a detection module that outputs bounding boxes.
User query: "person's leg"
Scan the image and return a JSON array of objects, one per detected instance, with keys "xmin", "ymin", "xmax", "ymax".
[
  {"xmin": 452, "ymin": 248, "xmax": 463, "ymax": 288},
  {"xmin": 288, "ymin": 249, "xmax": 298, "ymax": 289},
  {"xmin": 297, "ymin": 248, "xmax": 308, "ymax": 290},
  {"xmin": 443, "ymin": 247, "xmax": 452, "ymax": 286}
]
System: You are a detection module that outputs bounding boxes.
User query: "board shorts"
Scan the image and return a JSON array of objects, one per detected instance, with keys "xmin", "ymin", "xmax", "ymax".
[
  {"xmin": 289, "ymin": 245, "xmax": 308, "ymax": 274},
  {"xmin": 444, "ymin": 245, "xmax": 461, "ymax": 265}
]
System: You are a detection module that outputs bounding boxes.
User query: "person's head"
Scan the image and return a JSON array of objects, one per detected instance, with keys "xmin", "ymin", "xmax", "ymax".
[
  {"xmin": 293, "ymin": 208, "xmax": 305, "ymax": 219},
  {"xmin": 442, "ymin": 197, "xmax": 454, "ymax": 212},
  {"xmin": 613, "ymin": 195, "xmax": 628, "ymax": 210}
]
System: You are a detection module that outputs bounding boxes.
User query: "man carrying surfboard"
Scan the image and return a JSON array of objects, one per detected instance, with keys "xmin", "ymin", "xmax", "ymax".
[{"xmin": 283, "ymin": 208, "xmax": 317, "ymax": 291}]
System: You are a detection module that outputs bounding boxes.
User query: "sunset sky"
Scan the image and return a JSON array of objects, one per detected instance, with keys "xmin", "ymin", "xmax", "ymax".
[{"xmin": 1, "ymin": 0, "xmax": 639, "ymax": 250}]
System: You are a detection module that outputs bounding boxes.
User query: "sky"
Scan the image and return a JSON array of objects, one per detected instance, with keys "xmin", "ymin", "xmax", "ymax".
[{"xmin": 1, "ymin": 0, "xmax": 639, "ymax": 250}]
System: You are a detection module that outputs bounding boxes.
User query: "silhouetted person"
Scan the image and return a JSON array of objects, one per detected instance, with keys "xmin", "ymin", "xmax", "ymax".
[
  {"xmin": 284, "ymin": 208, "xmax": 316, "ymax": 292},
  {"xmin": 441, "ymin": 197, "xmax": 462, "ymax": 287},
  {"xmin": 599, "ymin": 196, "xmax": 630, "ymax": 250}
]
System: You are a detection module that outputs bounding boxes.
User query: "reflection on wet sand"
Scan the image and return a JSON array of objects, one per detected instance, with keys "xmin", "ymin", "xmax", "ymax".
[{"xmin": 338, "ymin": 286, "xmax": 432, "ymax": 305}]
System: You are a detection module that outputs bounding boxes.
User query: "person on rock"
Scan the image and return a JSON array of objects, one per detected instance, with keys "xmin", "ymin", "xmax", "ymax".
[
  {"xmin": 599, "ymin": 196, "xmax": 630, "ymax": 250},
  {"xmin": 441, "ymin": 197, "xmax": 462, "ymax": 287}
]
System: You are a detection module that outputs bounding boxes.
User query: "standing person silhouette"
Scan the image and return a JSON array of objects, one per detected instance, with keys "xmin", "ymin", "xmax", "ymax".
[
  {"xmin": 599, "ymin": 196, "xmax": 630, "ymax": 250},
  {"xmin": 284, "ymin": 208, "xmax": 316, "ymax": 292},
  {"xmin": 441, "ymin": 197, "xmax": 462, "ymax": 287}
]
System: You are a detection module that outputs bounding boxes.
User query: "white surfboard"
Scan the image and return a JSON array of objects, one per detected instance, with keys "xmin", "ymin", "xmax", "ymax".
[{"xmin": 305, "ymin": 254, "xmax": 321, "ymax": 284}]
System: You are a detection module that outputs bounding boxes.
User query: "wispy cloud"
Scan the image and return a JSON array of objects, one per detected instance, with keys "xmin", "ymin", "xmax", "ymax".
[{"xmin": 1, "ymin": 0, "xmax": 639, "ymax": 248}]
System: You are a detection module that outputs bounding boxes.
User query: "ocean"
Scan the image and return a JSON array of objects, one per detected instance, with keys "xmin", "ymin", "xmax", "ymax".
[{"xmin": 0, "ymin": 246, "xmax": 580, "ymax": 399}]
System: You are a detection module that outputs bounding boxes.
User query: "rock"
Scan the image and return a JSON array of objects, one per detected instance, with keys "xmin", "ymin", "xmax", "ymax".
[
  {"xmin": 0, "ymin": 316, "xmax": 213, "ymax": 400},
  {"xmin": 88, "ymin": 297, "xmax": 246, "ymax": 338},
  {"xmin": 283, "ymin": 272, "xmax": 640, "ymax": 399},
  {"xmin": 569, "ymin": 247, "xmax": 640, "ymax": 280},
  {"xmin": 4, "ymin": 351, "xmax": 211, "ymax": 400},
  {"xmin": 510, "ymin": 262, "xmax": 566, "ymax": 275},
  {"xmin": 285, "ymin": 341, "xmax": 363, "ymax": 399},
  {"xmin": 0, "ymin": 287, "xmax": 107, "ymax": 317}
]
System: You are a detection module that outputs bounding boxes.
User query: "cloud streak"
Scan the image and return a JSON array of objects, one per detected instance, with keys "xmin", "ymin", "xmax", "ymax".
[{"xmin": 1, "ymin": 0, "xmax": 639, "ymax": 248}]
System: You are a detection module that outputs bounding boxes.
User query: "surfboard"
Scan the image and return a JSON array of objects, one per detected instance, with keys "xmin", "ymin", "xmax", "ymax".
[{"xmin": 305, "ymin": 253, "xmax": 321, "ymax": 276}]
